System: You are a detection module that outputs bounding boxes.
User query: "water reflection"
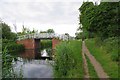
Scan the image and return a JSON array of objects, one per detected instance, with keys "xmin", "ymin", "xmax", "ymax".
[
  {"xmin": 12, "ymin": 49, "xmax": 54, "ymax": 78},
  {"xmin": 19, "ymin": 49, "xmax": 41, "ymax": 59}
]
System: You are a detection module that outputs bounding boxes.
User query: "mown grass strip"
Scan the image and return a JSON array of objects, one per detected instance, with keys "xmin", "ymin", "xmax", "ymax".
[{"xmin": 85, "ymin": 39, "xmax": 118, "ymax": 78}]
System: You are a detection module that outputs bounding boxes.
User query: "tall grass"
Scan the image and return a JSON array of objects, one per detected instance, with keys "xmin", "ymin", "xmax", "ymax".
[
  {"xmin": 85, "ymin": 38, "xmax": 119, "ymax": 78},
  {"xmin": 2, "ymin": 47, "xmax": 23, "ymax": 78},
  {"xmin": 53, "ymin": 40, "xmax": 84, "ymax": 78}
]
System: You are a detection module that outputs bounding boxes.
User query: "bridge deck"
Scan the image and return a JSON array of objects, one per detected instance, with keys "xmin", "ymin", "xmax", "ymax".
[{"xmin": 17, "ymin": 33, "xmax": 70, "ymax": 41}]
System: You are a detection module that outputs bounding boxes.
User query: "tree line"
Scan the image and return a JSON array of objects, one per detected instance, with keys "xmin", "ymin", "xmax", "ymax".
[
  {"xmin": 76, "ymin": 2, "xmax": 119, "ymax": 40},
  {"xmin": 17, "ymin": 25, "xmax": 55, "ymax": 36}
]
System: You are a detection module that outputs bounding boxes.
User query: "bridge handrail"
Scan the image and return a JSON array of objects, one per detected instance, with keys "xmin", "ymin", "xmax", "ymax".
[{"xmin": 17, "ymin": 33, "xmax": 70, "ymax": 41}]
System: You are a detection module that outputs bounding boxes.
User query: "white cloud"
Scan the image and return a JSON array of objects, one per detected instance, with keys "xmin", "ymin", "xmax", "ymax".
[
  {"xmin": 0, "ymin": 1, "xmax": 83, "ymax": 36},
  {"xmin": 1, "ymin": 0, "xmax": 84, "ymax": 2}
]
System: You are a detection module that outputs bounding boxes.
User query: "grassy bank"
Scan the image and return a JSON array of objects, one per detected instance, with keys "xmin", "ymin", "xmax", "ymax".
[
  {"xmin": 85, "ymin": 38, "xmax": 119, "ymax": 78},
  {"xmin": 53, "ymin": 40, "xmax": 84, "ymax": 78}
]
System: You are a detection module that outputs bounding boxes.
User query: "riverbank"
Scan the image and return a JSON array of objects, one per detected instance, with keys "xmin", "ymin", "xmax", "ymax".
[{"xmin": 53, "ymin": 40, "xmax": 84, "ymax": 78}]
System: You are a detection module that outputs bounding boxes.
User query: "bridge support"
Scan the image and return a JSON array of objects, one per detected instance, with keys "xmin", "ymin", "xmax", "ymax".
[
  {"xmin": 52, "ymin": 38, "xmax": 61, "ymax": 49},
  {"xmin": 17, "ymin": 38, "xmax": 61, "ymax": 50},
  {"xmin": 16, "ymin": 39, "xmax": 40, "ymax": 50}
]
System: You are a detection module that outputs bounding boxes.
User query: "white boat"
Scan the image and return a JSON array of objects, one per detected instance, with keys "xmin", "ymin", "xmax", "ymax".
[{"xmin": 41, "ymin": 49, "xmax": 49, "ymax": 57}]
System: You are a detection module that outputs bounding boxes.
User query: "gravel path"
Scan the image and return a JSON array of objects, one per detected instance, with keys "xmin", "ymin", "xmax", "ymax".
[{"xmin": 82, "ymin": 41, "xmax": 109, "ymax": 78}]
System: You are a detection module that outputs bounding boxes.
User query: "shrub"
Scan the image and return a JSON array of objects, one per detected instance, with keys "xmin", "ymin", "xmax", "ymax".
[
  {"xmin": 54, "ymin": 42, "xmax": 76, "ymax": 77},
  {"xmin": 2, "ymin": 47, "xmax": 16, "ymax": 78},
  {"xmin": 40, "ymin": 40, "xmax": 52, "ymax": 50},
  {"xmin": 103, "ymin": 37, "xmax": 119, "ymax": 61},
  {"xmin": 53, "ymin": 40, "xmax": 83, "ymax": 78},
  {"xmin": 2, "ymin": 47, "xmax": 23, "ymax": 78},
  {"xmin": 2, "ymin": 39, "xmax": 25, "ymax": 53}
]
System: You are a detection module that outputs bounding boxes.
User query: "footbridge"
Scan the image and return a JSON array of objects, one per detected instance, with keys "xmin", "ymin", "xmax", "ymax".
[{"xmin": 17, "ymin": 33, "xmax": 70, "ymax": 50}]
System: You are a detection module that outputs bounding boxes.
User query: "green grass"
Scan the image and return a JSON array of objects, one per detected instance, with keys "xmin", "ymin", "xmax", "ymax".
[
  {"xmin": 85, "ymin": 39, "xmax": 119, "ymax": 78},
  {"xmin": 85, "ymin": 55, "xmax": 99, "ymax": 79},
  {"xmin": 53, "ymin": 40, "xmax": 84, "ymax": 78}
]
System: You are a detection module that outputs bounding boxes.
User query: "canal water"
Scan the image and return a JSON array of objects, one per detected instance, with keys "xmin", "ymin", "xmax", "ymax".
[{"xmin": 12, "ymin": 49, "xmax": 54, "ymax": 78}]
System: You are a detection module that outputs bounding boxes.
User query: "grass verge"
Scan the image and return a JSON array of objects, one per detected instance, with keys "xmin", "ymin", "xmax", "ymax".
[{"xmin": 85, "ymin": 39, "xmax": 118, "ymax": 78}]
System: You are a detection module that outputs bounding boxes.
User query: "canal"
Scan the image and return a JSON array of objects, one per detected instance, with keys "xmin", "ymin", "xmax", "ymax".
[{"xmin": 12, "ymin": 49, "xmax": 54, "ymax": 78}]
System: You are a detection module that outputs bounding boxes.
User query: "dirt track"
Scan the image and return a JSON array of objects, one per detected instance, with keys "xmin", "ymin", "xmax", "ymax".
[{"xmin": 82, "ymin": 41, "xmax": 109, "ymax": 78}]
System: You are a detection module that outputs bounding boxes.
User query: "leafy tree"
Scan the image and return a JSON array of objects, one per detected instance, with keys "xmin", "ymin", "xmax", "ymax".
[
  {"xmin": 40, "ymin": 29, "xmax": 55, "ymax": 33},
  {"xmin": 40, "ymin": 31, "xmax": 47, "ymax": 33},
  {"xmin": 31, "ymin": 28, "xmax": 38, "ymax": 33},
  {"xmin": 47, "ymin": 29, "xmax": 55, "ymax": 33},
  {"xmin": 18, "ymin": 26, "xmax": 39, "ymax": 35},
  {"xmin": 1, "ymin": 22, "xmax": 17, "ymax": 40},
  {"xmin": 65, "ymin": 33, "xmax": 69, "ymax": 37},
  {"xmin": 75, "ymin": 32, "xmax": 82, "ymax": 39},
  {"xmin": 79, "ymin": 2, "xmax": 119, "ymax": 40}
]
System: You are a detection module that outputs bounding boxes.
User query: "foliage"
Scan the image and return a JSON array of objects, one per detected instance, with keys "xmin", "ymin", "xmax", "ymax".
[
  {"xmin": 47, "ymin": 29, "xmax": 55, "ymax": 33},
  {"xmin": 40, "ymin": 40, "xmax": 52, "ymax": 50},
  {"xmin": 85, "ymin": 39, "xmax": 119, "ymax": 78},
  {"xmin": 2, "ymin": 39, "xmax": 24, "ymax": 53},
  {"xmin": 1, "ymin": 21, "xmax": 24, "ymax": 78},
  {"xmin": 2, "ymin": 47, "xmax": 22, "ymax": 78},
  {"xmin": 103, "ymin": 37, "xmax": 119, "ymax": 61},
  {"xmin": 75, "ymin": 32, "xmax": 83, "ymax": 39},
  {"xmin": 46, "ymin": 48, "xmax": 52, "ymax": 58},
  {"xmin": 2, "ymin": 47, "xmax": 14, "ymax": 78},
  {"xmin": 78, "ymin": 2, "xmax": 119, "ymax": 40},
  {"xmin": 53, "ymin": 40, "xmax": 83, "ymax": 78},
  {"xmin": 18, "ymin": 26, "xmax": 38, "ymax": 36},
  {"xmin": 0, "ymin": 22, "xmax": 17, "ymax": 41},
  {"xmin": 40, "ymin": 29, "xmax": 55, "ymax": 33},
  {"xmin": 1, "ymin": 22, "xmax": 25, "ymax": 53}
]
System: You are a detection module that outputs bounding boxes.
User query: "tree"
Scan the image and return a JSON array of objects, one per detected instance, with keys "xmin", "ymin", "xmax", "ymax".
[
  {"xmin": 31, "ymin": 28, "xmax": 38, "ymax": 34},
  {"xmin": 1, "ymin": 22, "xmax": 11, "ymax": 39},
  {"xmin": 79, "ymin": 2, "xmax": 119, "ymax": 40},
  {"xmin": 47, "ymin": 29, "xmax": 55, "ymax": 33},
  {"xmin": 40, "ymin": 31, "xmax": 47, "ymax": 33},
  {"xmin": 40, "ymin": 29, "xmax": 55, "ymax": 33},
  {"xmin": 0, "ymin": 22, "xmax": 17, "ymax": 40},
  {"xmin": 75, "ymin": 32, "xmax": 82, "ymax": 39}
]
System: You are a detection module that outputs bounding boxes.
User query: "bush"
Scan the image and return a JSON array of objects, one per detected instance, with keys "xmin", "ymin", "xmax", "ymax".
[
  {"xmin": 91, "ymin": 37, "xmax": 119, "ymax": 61},
  {"xmin": 103, "ymin": 37, "xmax": 119, "ymax": 61},
  {"xmin": 7, "ymin": 43, "xmax": 24, "ymax": 53},
  {"xmin": 41, "ymin": 40, "xmax": 52, "ymax": 50},
  {"xmin": 54, "ymin": 42, "xmax": 76, "ymax": 77},
  {"xmin": 2, "ymin": 47, "xmax": 23, "ymax": 78},
  {"xmin": 53, "ymin": 40, "xmax": 83, "ymax": 78},
  {"xmin": 46, "ymin": 48, "xmax": 52, "ymax": 58},
  {"xmin": 2, "ymin": 39, "xmax": 25, "ymax": 53},
  {"xmin": 2, "ymin": 47, "xmax": 17, "ymax": 78}
]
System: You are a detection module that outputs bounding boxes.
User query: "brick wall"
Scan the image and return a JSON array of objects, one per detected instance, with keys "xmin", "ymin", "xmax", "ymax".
[
  {"xmin": 17, "ymin": 39, "xmax": 35, "ymax": 49},
  {"xmin": 52, "ymin": 38, "xmax": 61, "ymax": 49},
  {"xmin": 17, "ymin": 38, "xmax": 60, "ymax": 50}
]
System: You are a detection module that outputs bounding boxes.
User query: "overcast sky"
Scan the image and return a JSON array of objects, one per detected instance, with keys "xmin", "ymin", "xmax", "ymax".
[{"xmin": 0, "ymin": 0, "xmax": 98, "ymax": 36}]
